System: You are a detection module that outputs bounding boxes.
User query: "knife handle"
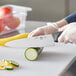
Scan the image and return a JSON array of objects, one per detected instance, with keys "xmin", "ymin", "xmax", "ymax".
[{"xmin": 0, "ymin": 33, "xmax": 29, "ymax": 46}]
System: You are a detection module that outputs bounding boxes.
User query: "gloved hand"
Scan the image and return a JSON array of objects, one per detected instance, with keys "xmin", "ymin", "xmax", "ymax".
[
  {"xmin": 28, "ymin": 23, "xmax": 59, "ymax": 37},
  {"xmin": 58, "ymin": 22, "xmax": 76, "ymax": 43}
]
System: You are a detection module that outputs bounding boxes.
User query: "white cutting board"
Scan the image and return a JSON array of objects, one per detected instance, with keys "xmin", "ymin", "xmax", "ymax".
[{"xmin": 0, "ymin": 42, "xmax": 76, "ymax": 76}]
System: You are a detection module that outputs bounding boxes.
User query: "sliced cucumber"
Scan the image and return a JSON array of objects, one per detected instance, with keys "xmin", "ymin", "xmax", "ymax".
[
  {"xmin": 0, "ymin": 59, "xmax": 19, "ymax": 70},
  {"xmin": 10, "ymin": 60, "xmax": 19, "ymax": 67},
  {"xmin": 4, "ymin": 66, "xmax": 14, "ymax": 70},
  {"xmin": 24, "ymin": 47, "xmax": 43, "ymax": 61}
]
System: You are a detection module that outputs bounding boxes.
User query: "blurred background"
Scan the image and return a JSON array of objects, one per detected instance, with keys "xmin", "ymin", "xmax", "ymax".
[{"xmin": 0, "ymin": 0, "xmax": 76, "ymax": 22}]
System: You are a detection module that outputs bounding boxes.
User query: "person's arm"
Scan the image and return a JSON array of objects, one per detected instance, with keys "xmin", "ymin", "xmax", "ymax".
[
  {"xmin": 56, "ymin": 13, "xmax": 76, "ymax": 28},
  {"xmin": 28, "ymin": 19, "xmax": 68, "ymax": 37},
  {"xmin": 65, "ymin": 13, "xmax": 76, "ymax": 23},
  {"xmin": 28, "ymin": 13, "xmax": 76, "ymax": 37},
  {"xmin": 56, "ymin": 19, "xmax": 68, "ymax": 28}
]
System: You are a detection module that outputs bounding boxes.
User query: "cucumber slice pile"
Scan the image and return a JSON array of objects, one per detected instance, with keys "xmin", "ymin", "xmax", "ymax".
[{"xmin": 24, "ymin": 47, "xmax": 43, "ymax": 61}]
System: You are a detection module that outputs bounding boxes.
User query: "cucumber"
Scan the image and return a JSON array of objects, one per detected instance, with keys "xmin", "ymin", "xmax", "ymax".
[
  {"xmin": 4, "ymin": 66, "xmax": 14, "ymax": 70},
  {"xmin": 24, "ymin": 47, "xmax": 43, "ymax": 61},
  {"xmin": 10, "ymin": 60, "xmax": 19, "ymax": 67}
]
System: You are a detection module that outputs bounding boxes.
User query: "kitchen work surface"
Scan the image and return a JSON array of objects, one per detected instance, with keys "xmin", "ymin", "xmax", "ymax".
[{"xmin": 0, "ymin": 21, "xmax": 76, "ymax": 76}]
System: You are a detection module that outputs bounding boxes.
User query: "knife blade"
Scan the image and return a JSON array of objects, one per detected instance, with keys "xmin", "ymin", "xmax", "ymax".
[{"xmin": 6, "ymin": 34, "xmax": 55, "ymax": 48}]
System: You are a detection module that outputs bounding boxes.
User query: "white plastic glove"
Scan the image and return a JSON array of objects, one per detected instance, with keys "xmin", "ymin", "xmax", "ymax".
[
  {"xmin": 28, "ymin": 23, "xmax": 59, "ymax": 37},
  {"xmin": 58, "ymin": 22, "xmax": 76, "ymax": 43}
]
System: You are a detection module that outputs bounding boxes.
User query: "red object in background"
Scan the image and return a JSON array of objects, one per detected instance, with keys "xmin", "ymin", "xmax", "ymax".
[
  {"xmin": 0, "ymin": 7, "xmax": 13, "ymax": 32},
  {"xmin": 0, "ymin": 7, "xmax": 20, "ymax": 32},
  {"xmin": 0, "ymin": 22, "xmax": 4, "ymax": 32},
  {"xmin": 6, "ymin": 17, "xmax": 20, "ymax": 29},
  {"xmin": 0, "ymin": 18, "xmax": 6, "ymax": 32},
  {"xmin": 0, "ymin": 7, "xmax": 12, "ymax": 17},
  {"xmin": 0, "ymin": 7, "xmax": 13, "ymax": 21}
]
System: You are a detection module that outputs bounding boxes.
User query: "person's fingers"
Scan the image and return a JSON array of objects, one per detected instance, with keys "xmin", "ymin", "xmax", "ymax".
[
  {"xmin": 58, "ymin": 30, "xmax": 70, "ymax": 43},
  {"xmin": 63, "ymin": 36, "xmax": 69, "ymax": 44},
  {"xmin": 59, "ymin": 22, "xmax": 76, "ymax": 44},
  {"xmin": 28, "ymin": 31, "xmax": 40, "ymax": 37},
  {"xmin": 28, "ymin": 28, "xmax": 44, "ymax": 37},
  {"xmin": 69, "ymin": 37, "xmax": 76, "ymax": 44},
  {"xmin": 28, "ymin": 31, "xmax": 35, "ymax": 37},
  {"xmin": 58, "ymin": 36, "xmax": 69, "ymax": 43},
  {"xmin": 58, "ymin": 30, "xmax": 66, "ymax": 43},
  {"xmin": 58, "ymin": 33, "xmax": 65, "ymax": 42}
]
